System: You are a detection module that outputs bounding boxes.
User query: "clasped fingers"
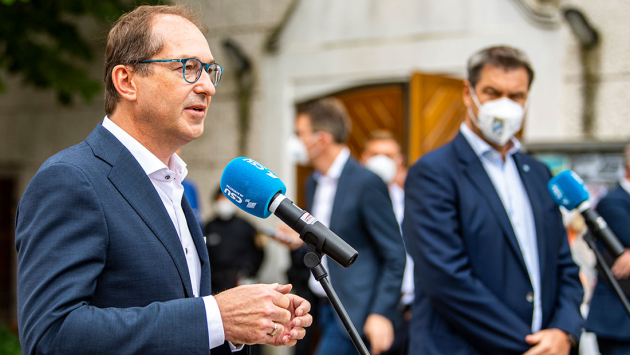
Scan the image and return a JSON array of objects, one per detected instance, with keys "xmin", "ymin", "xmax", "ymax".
[{"xmin": 263, "ymin": 304, "xmax": 292, "ymax": 325}]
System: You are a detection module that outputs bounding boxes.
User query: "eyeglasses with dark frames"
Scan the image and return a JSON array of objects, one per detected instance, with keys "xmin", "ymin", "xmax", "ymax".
[{"xmin": 138, "ymin": 58, "xmax": 223, "ymax": 86}]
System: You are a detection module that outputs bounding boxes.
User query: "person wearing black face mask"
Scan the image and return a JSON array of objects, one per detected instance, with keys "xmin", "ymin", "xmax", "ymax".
[{"xmin": 205, "ymin": 187, "xmax": 265, "ymax": 294}]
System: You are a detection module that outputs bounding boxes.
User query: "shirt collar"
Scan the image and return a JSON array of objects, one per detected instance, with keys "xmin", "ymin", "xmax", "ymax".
[
  {"xmin": 102, "ymin": 116, "xmax": 188, "ymax": 181},
  {"xmin": 460, "ymin": 123, "xmax": 521, "ymax": 160},
  {"xmin": 620, "ymin": 176, "xmax": 630, "ymax": 196},
  {"xmin": 315, "ymin": 147, "xmax": 350, "ymax": 181}
]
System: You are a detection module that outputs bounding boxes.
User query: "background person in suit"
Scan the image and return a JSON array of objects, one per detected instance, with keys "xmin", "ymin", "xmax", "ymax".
[
  {"xmin": 585, "ymin": 142, "xmax": 630, "ymax": 355},
  {"xmin": 281, "ymin": 97, "xmax": 406, "ymax": 355},
  {"xmin": 15, "ymin": 5, "xmax": 311, "ymax": 354},
  {"xmin": 402, "ymin": 46, "xmax": 583, "ymax": 355},
  {"xmin": 361, "ymin": 130, "xmax": 413, "ymax": 355}
]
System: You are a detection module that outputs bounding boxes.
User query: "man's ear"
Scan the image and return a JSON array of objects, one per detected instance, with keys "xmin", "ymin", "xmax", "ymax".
[
  {"xmin": 463, "ymin": 80, "xmax": 473, "ymax": 109},
  {"xmin": 111, "ymin": 65, "xmax": 138, "ymax": 102},
  {"xmin": 319, "ymin": 131, "xmax": 335, "ymax": 145}
]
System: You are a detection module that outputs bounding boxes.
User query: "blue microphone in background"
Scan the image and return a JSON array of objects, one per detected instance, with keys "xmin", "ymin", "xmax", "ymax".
[
  {"xmin": 548, "ymin": 170, "xmax": 625, "ymax": 258},
  {"xmin": 221, "ymin": 157, "xmax": 358, "ymax": 268},
  {"xmin": 548, "ymin": 170, "xmax": 590, "ymax": 211}
]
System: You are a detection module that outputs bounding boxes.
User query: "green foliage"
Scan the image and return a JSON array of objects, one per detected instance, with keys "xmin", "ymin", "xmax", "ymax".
[
  {"xmin": 0, "ymin": 0, "xmax": 168, "ymax": 105},
  {"xmin": 0, "ymin": 0, "xmax": 30, "ymax": 6},
  {"xmin": 0, "ymin": 324, "xmax": 21, "ymax": 355}
]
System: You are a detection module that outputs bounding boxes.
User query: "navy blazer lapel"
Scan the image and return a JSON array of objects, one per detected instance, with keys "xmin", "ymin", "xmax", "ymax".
[
  {"xmin": 306, "ymin": 175, "xmax": 317, "ymax": 211},
  {"xmin": 182, "ymin": 195, "xmax": 212, "ymax": 296},
  {"xmin": 513, "ymin": 154, "xmax": 547, "ymax": 277},
  {"xmin": 454, "ymin": 133, "xmax": 528, "ymax": 272},
  {"xmin": 87, "ymin": 124, "xmax": 195, "ymax": 298},
  {"xmin": 329, "ymin": 158, "xmax": 353, "ymax": 233}
]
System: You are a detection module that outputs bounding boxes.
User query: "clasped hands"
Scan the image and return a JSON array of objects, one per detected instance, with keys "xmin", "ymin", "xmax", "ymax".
[
  {"xmin": 522, "ymin": 328, "xmax": 572, "ymax": 355},
  {"xmin": 215, "ymin": 283, "xmax": 312, "ymax": 347}
]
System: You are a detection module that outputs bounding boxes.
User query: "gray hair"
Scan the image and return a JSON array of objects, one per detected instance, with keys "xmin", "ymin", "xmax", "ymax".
[{"xmin": 467, "ymin": 45, "xmax": 535, "ymax": 89}]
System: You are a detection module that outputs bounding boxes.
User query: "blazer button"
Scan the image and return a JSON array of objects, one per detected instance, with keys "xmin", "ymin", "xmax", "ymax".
[{"xmin": 526, "ymin": 292, "xmax": 534, "ymax": 303}]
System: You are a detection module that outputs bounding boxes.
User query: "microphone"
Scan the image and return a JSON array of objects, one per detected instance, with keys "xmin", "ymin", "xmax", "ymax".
[
  {"xmin": 220, "ymin": 157, "xmax": 359, "ymax": 268},
  {"xmin": 548, "ymin": 170, "xmax": 625, "ymax": 258}
]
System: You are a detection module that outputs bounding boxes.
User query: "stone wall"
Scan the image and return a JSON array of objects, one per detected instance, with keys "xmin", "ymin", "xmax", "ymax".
[{"xmin": 560, "ymin": 0, "xmax": 630, "ymax": 142}]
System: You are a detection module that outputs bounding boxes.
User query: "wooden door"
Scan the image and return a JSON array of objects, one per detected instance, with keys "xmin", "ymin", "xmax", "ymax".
[
  {"xmin": 295, "ymin": 74, "xmax": 466, "ymax": 207},
  {"xmin": 407, "ymin": 73, "xmax": 466, "ymax": 165},
  {"xmin": 295, "ymin": 84, "xmax": 407, "ymax": 207},
  {"xmin": 335, "ymin": 84, "xmax": 407, "ymax": 158}
]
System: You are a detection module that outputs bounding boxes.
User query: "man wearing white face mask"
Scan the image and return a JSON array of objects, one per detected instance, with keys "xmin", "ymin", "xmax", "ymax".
[
  {"xmin": 402, "ymin": 46, "xmax": 583, "ymax": 355},
  {"xmin": 361, "ymin": 131, "xmax": 413, "ymax": 355},
  {"xmin": 282, "ymin": 98, "xmax": 406, "ymax": 355},
  {"xmin": 205, "ymin": 187, "xmax": 264, "ymax": 295}
]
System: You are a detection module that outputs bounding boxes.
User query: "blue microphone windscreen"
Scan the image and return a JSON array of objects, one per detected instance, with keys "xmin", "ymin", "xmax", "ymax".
[
  {"xmin": 547, "ymin": 170, "xmax": 590, "ymax": 211},
  {"xmin": 220, "ymin": 157, "xmax": 287, "ymax": 219}
]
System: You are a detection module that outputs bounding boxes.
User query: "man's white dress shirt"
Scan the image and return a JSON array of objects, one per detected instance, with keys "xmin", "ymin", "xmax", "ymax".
[
  {"xmin": 620, "ymin": 176, "xmax": 630, "ymax": 196},
  {"xmin": 389, "ymin": 183, "xmax": 415, "ymax": 306},
  {"xmin": 103, "ymin": 117, "xmax": 240, "ymax": 351}
]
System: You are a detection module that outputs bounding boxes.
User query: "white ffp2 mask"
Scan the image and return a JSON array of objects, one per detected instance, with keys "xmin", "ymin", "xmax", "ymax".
[
  {"xmin": 287, "ymin": 135, "xmax": 309, "ymax": 165},
  {"xmin": 469, "ymin": 89, "xmax": 525, "ymax": 146},
  {"xmin": 365, "ymin": 155, "xmax": 397, "ymax": 185},
  {"xmin": 215, "ymin": 200, "xmax": 236, "ymax": 220}
]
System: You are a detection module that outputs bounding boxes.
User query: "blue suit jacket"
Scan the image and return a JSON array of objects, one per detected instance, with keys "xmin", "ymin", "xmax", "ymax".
[
  {"xmin": 15, "ymin": 124, "xmax": 219, "ymax": 354},
  {"xmin": 402, "ymin": 133, "xmax": 583, "ymax": 355},
  {"xmin": 306, "ymin": 157, "xmax": 406, "ymax": 338},
  {"xmin": 585, "ymin": 184, "xmax": 630, "ymax": 341}
]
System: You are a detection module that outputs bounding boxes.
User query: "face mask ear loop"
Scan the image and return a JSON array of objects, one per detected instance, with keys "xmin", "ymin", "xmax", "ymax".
[
  {"xmin": 470, "ymin": 87, "xmax": 483, "ymax": 109},
  {"xmin": 468, "ymin": 88, "xmax": 483, "ymax": 129},
  {"xmin": 306, "ymin": 131, "xmax": 325, "ymax": 160},
  {"xmin": 523, "ymin": 97, "xmax": 530, "ymax": 113}
]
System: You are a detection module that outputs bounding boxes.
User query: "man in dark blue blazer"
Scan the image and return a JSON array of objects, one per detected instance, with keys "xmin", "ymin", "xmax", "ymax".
[
  {"xmin": 403, "ymin": 46, "xmax": 583, "ymax": 355},
  {"xmin": 586, "ymin": 143, "xmax": 630, "ymax": 355},
  {"xmin": 285, "ymin": 98, "xmax": 406, "ymax": 355},
  {"xmin": 15, "ymin": 5, "xmax": 311, "ymax": 354}
]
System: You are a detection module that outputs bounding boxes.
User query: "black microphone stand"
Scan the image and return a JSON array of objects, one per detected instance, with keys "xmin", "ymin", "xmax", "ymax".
[
  {"xmin": 303, "ymin": 245, "xmax": 370, "ymax": 355},
  {"xmin": 583, "ymin": 231, "xmax": 630, "ymax": 317}
]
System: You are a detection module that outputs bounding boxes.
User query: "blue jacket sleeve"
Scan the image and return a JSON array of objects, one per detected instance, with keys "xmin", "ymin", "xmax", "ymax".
[
  {"xmin": 597, "ymin": 193, "xmax": 630, "ymax": 247},
  {"xmin": 402, "ymin": 159, "xmax": 533, "ymax": 354},
  {"xmin": 16, "ymin": 162, "xmax": 210, "ymax": 355}
]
